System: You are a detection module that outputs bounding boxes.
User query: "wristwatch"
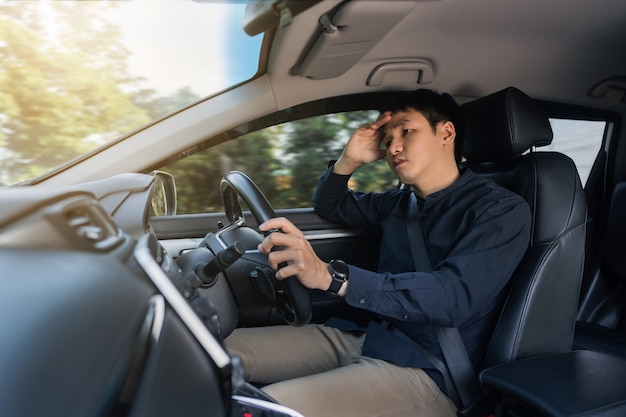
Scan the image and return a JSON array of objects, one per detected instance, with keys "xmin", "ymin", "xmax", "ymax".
[{"xmin": 327, "ymin": 259, "xmax": 349, "ymax": 296}]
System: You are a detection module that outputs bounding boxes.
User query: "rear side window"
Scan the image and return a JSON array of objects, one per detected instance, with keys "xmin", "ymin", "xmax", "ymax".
[{"xmin": 546, "ymin": 118, "xmax": 606, "ymax": 185}]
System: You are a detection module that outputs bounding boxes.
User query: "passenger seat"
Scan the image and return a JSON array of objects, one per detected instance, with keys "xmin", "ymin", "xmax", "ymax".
[{"xmin": 574, "ymin": 181, "xmax": 626, "ymax": 358}]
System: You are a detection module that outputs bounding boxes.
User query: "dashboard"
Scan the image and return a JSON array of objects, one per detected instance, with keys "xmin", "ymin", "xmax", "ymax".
[{"xmin": 0, "ymin": 173, "xmax": 303, "ymax": 417}]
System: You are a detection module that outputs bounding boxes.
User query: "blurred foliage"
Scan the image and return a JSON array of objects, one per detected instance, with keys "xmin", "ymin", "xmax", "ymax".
[
  {"xmin": 0, "ymin": 1, "xmax": 397, "ymax": 211},
  {"xmin": 163, "ymin": 129, "xmax": 280, "ymax": 213},
  {"xmin": 0, "ymin": 2, "xmax": 151, "ymax": 184},
  {"xmin": 161, "ymin": 112, "xmax": 398, "ymax": 213}
]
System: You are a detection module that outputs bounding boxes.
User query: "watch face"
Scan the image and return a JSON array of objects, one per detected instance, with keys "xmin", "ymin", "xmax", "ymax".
[{"xmin": 330, "ymin": 260, "xmax": 349, "ymax": 276}]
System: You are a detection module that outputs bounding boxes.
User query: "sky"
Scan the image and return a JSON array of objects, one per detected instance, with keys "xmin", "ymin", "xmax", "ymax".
[{"xmin": 109, "ymin": 1, "xmax": 263, "ymax": 96}]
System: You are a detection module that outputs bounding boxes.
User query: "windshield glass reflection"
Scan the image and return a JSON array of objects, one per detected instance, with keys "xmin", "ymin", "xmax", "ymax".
[{"xmin": 0, "ymin": 0, "xmax": 262, "ymax": 186}]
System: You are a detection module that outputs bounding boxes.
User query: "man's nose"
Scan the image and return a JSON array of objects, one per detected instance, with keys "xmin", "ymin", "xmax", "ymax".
[{"xmin": 387, "ymin": 137, "xmax": 402, "ymax": 155}]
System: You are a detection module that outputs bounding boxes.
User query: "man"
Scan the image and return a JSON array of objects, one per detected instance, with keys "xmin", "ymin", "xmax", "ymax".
[{"xmin": 225, "ymin": 89, "xmax": 531, "ymax": 417}]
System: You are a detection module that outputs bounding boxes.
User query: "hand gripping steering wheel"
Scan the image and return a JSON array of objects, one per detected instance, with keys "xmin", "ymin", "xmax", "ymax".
[{"xmin": 220, "ymin": 171, "xmax": 312, "ymax": 326}]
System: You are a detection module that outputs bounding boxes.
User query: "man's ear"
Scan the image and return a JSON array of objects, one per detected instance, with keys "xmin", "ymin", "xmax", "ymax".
[{"xmin": 441, "ymin": 121, "xmax": 456, "ymax": 143}]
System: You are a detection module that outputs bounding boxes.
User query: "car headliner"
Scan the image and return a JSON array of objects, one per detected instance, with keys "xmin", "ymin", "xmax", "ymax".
[{"xmin": 267, "ymin": 0, "xmax": 626, "ymax": 113}]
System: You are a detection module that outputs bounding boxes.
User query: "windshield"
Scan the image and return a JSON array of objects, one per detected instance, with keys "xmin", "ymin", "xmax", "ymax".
[{"xmin": 0, "ymin": 0, "xmax": 263, "ymax": 186}]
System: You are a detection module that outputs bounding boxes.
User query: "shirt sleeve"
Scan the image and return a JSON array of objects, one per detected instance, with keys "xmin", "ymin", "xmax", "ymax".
[
  {"xmin": 343, "ymin": 194, "xmax": 532, "ymax": 327},
  {"xmin": 312, "ymin": 163, "xmax": 401, "ymax": 232}
]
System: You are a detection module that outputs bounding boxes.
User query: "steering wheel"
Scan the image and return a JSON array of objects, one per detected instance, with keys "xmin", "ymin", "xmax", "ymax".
[{"xmin": 220, "ymin": 171, "xmax": 312, "ymax": 326}]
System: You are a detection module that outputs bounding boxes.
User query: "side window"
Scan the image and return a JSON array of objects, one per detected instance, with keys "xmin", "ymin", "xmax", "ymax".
[
  {"xmin": 161, "ymin": 111, "xmax": 397, "ymax": 214},
  {"xmin": 546, "ymin": 118, "xmax": 606, "ymax": 185}
]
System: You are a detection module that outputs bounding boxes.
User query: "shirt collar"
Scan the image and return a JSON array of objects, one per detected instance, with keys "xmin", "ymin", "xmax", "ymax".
[{"xmin": 413, "ymin": 167, "xmax": 474, "ymax": 211}]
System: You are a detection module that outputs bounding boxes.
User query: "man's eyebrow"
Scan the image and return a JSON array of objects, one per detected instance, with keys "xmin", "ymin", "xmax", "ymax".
[
  {"xmin": 380, "ymin": 117, "xmax": 413, "ymax": 146},
  {"xmin": 391, "ymin": 118, "xmax": 410, "ymax": 128}
]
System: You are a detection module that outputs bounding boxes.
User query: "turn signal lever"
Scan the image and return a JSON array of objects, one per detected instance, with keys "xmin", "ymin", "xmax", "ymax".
[
  {"xmin": 175, "ymin": 241, "xmax": 245, "ymax": 299},
  {"xmin": 173, "ymin": 241, "xmax": 245, "ymax": 338},
  {"xmin": 200, "ymin": 241, "xmax": 245, "ymax": 283}
]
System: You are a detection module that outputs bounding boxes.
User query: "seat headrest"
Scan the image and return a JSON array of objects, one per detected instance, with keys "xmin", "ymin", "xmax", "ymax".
[{"xmin": 461, "ymin": 87, "xmax": 553, "ymax": 163}]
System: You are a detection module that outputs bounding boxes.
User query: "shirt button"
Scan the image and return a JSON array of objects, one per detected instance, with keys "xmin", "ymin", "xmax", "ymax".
[
  {"xmin": 359, "ymin": 298, "xmax": 366, "ymax": 305},
  {"xmin": 403, "ymin": 314, "xmax": 409, "ymax": 320}
]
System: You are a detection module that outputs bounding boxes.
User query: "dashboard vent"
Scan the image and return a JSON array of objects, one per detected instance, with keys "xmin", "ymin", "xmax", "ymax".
[{"xmin": 63, "ymin": 200, "xmax": 123, "ymax": 250}]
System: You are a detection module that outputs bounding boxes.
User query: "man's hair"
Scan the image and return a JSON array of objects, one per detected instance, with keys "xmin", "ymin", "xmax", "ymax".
[{"xmin": 379, "ymin": 89, "xmax": 465, "ymax": 163}]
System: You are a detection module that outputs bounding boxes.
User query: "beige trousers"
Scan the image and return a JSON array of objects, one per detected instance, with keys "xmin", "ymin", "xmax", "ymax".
[{"xmin": 225, "ymin": 324, "xmax": 457, "ymax": 417}]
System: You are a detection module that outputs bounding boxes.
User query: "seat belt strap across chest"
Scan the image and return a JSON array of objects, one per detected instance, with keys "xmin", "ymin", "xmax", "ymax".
[{"xmin": 406, "ymin": 192, "xmax": 482, "ymax": 410}]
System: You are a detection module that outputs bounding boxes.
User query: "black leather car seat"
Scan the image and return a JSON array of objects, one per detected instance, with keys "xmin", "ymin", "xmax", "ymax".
[
  {"xmin": 461, "ymin": 86, "xmax": 587, "ymax": 369},
  {"xmin": 574, "ymin": 181, "xmax": 626, "ymax": 358},
  {"xmin": 458, "ymin": 87, "xmax": 626, "ymax": 417}
]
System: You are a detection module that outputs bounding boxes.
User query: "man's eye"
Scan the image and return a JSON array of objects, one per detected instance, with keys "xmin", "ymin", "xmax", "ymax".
[
  {"xmin": 402, "ymin": 129, "xmax": 413, "ymax": 137},
  {"xmin": 384, "ymin": 140, "xmax": 392, "ymax": 149}
]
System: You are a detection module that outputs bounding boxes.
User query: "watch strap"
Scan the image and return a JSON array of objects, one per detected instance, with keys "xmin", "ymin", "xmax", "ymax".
[
  {"xmin": 327, "ymin": 260, "xmax": 348, "ymax": 296},
  {"xmin": 327, "ymin": 275, "xmax": 344, "ymax": 295}
]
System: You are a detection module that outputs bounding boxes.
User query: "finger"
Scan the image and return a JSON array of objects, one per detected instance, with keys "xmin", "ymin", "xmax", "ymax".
[
  {"xmin": 257, "ymin": 232, "xmax": 286, "ymax": 254},
  {"xmin": 266, "ymin": 248, "xmax": 288, "ymax": 271},
  {"xmin": 257, "ymin": 226, "xmax": 303, "ymax": 255},
  {"xmin": 259, "ymin": 217, "xmax": 302, "ymax": 237},
  {"xmin": 257, "ymin": 238, "xmax": 275, "ymax": 254},
  {"xmin": 275, "ymin": 263, "xmax": 299, "ymax": 280},
  {"xmin": 267, "ymin": 248, "xmax": 301, "ymax": 275},
  {"xmin": 371, "ymin": 111, "xmax": 392, "ymax": 130}
]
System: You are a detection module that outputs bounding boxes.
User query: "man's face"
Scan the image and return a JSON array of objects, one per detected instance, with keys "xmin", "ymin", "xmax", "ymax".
[{"xmin": 381, "ymin": 109, "xmax": 454, "ymax": 187}]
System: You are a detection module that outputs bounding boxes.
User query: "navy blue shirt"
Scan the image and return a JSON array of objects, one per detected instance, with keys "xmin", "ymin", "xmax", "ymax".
[{"xmin": 312, "ymin": 164, "xmax": 531, "ymax": 391}]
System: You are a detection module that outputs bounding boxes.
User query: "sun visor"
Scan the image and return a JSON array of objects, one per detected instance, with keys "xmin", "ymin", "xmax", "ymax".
[
  {"xmin": 295, "ymin": 1, "xmax": 416, "ymax": 80},
  {"xmin": 242, "ymin": 0, "xmax": 320, "ymax": 36}
]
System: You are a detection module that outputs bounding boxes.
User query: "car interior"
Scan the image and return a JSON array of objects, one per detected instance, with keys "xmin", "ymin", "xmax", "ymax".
[{"xmin": 2, "ymin": 0, "xmax": 626, "ymax": 416}]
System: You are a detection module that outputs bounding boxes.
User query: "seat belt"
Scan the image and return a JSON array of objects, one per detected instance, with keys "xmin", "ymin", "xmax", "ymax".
[
  {"xmin": 405, "ymin": 192, "xmax": 483, "ymax": 412},
  {"xmin": 381, "ymin": 319, "xmax": 461, "ymax": 406}
]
